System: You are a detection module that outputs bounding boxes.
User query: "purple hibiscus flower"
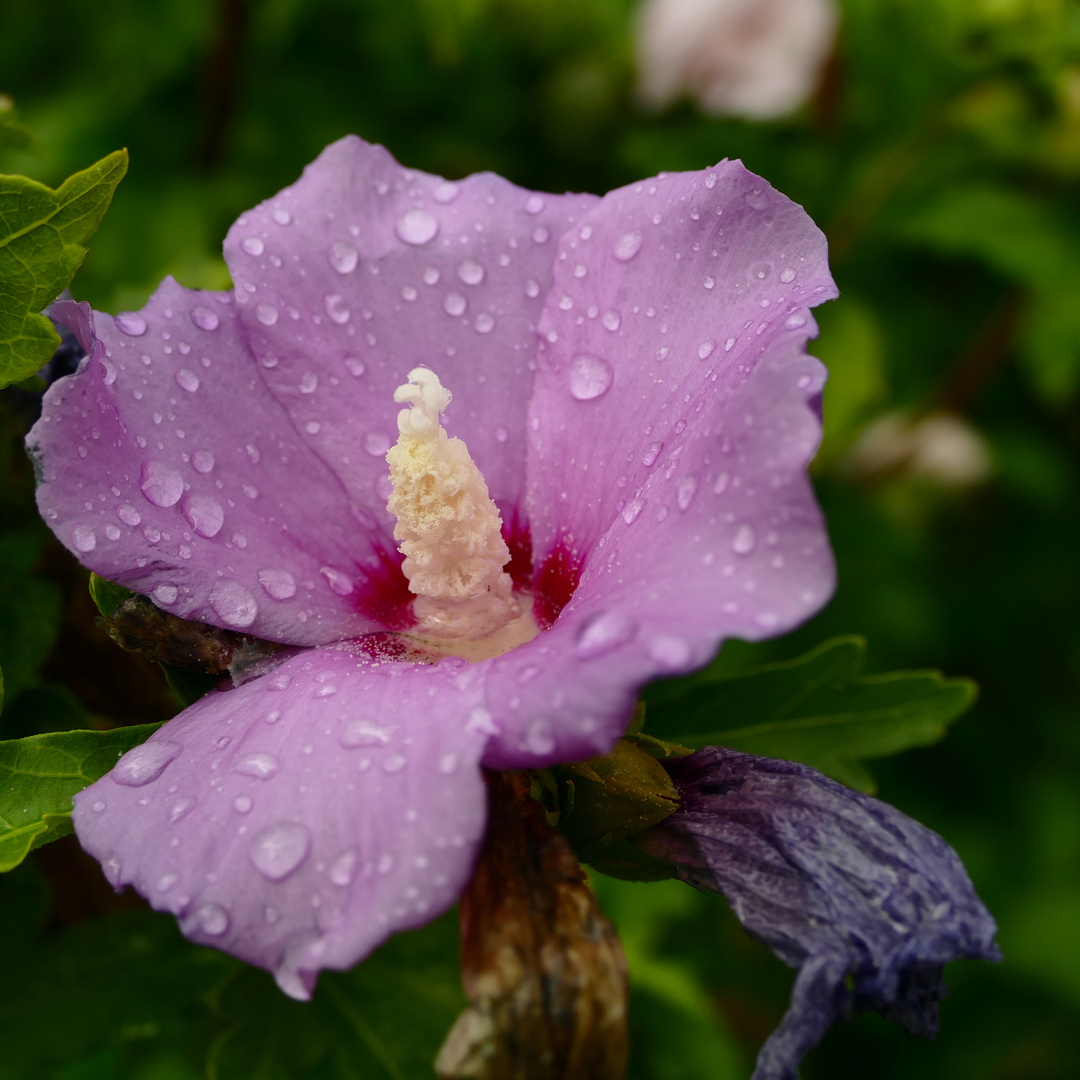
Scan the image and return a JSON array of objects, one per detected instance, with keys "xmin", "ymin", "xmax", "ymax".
[{"xmin": 27, "ymin": 136, "xmax": 836, "ymax": 999}]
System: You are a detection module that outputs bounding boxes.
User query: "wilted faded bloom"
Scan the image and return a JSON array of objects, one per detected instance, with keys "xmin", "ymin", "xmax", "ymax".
[
  {"xmin": 28, "ymin": 136, "xmax": 837, "ymax": 997},
  {"xmin": 639, "ymin": 748, "xmax": 1001, "ymax": 1080},
  {"xmin": 636, "ymin": 0, "xmax": 838, "ymax": 120}
]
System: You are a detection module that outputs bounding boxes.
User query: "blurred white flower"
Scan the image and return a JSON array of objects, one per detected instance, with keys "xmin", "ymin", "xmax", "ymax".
[
  {"xmin": 635, "ymin": 0, "xmax": 838, "ymax": 120},
  {"xmin": 845, "ymin": 411, "xmax": 994, "ymax": 487}
]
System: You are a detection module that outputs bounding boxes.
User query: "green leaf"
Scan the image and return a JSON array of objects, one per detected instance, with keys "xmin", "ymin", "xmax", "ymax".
[
  {"xmin": 0, "ymin": 722, "xmax": 161, "ymax": 872},
  {"xmin": 0, "ymin": 149, "xmax": 128, "ymax": 388},
  {"xmin": 643, "ymin": 637, "xmax": 976, "ymax": 792}
]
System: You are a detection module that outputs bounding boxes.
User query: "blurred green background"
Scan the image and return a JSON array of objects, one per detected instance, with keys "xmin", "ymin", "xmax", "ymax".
[{"xmin": 2, "ymin": 0, "xmax": 1079, "ymax": 1077}]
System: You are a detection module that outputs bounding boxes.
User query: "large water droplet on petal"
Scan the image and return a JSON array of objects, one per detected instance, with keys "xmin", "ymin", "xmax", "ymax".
[
  {"xmin": 153, "ymin": 584, "xmax": 179, "ymax": 606},
  {"xmin": 209, "ymin": 580, "xmax": 258, "ymax": 628},
  {"xmin": 329, "ymin": 242, "xmax": 359, "ymax": 274},
  {"xmin": 602, "ymin": 309, "xmax": 621, "ymax": 332},
  {"xmin": 140, "ymin": 461, "xmax": 184, "ymax": 507},
  {"xmin": 339, "ymin": 718, "xmax": 393, "ymax": 748},
  {"xmin": 457, "ymin": 258, "xmax": 485, "ymax": 285},
  {"xmin": 396, "ymin": 209, "xmax": 438, "ymax": 245},
  {"xmin": 258, "ymin": 568, "xmax": 297, "ymax": 600},
  {"xmin": 319, "ymin": 566, "xmax": 354, "ymax": 596},
  {"xmin": 234, "ymin": 752, "xmax": 282, "ymax": 780},
  {"xmin": 71, "ymin": 524, "xmax": 96, "ymax": 553},
  {"xmin": 250, "ymin": 822, "xmax": 311, "ymax": 881},
  {"xmin": 642, "ymin": 441, "xmax": 663, "ymax": 466},
  {"xmin": 698, "ymin": 341, "xmax": 716, "ymax": 361},
  {"xmin": 568, "ymin": 354, "xmax": 613, "ymax": 401},
  {"xmin": 183, "ymin": 494, "xmax": 224, "ymax": 538},
  {"xmin": 613, "ymin": 231, "xmax": 643, "ymax": 262},
  {"xmin": 192, "ymin": 449, "xmax": 215, "ymax": 473},
  {"xmin": 255, "ymin": 303, "xmax": 279, "ymax": 326},
  {"xmin": 525, "ymin": 194, "xmax": 545, "ymax": 215},
  {"xmin": 444, "ymin": 292, "xmax": 467, "ymax": 317},
  {"xmin": 115, "ymin": 312, "xmax": 147, "ymax": 336},
  {"xmin": 117, "ymin": 503, "xmax": 142, "ymax": 526},
  {"xmin": 574, "ymin": 610, "xmax": 638, "ymax": 660},
  {"xmin": 113, "ymin": 740, "xmax": 183, "ymax": 787},
  {"xmin": 191, "ymin": 306, "xmax": 220, "ymax": 331},
  {"xmin": 433, "ymin": 181, "xmax": 459, "ymax": 204}
]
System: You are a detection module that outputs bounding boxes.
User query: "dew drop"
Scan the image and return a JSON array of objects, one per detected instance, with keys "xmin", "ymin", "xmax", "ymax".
[
  {"xmin": 259, "ymin": 568, "xmax": 297, "ymax": 600},
  {"xmin": 704, "ymin": 171, "xmax": 718, "ymax": 189},
  {"xmin": 439, "ymin": 752, "xmax": 459, "ymax": 775},
  {"xmin": 568, "ymin": 354, "xmax": 613, "ymax": 401},
  {"xmin": 724, "ymin": 337, "xmax": 736, "ymax": 352},
  {"xmin": 169, "ymin": 796, "xmax": 196, "ymax": 823},
  {"xmin": 104, "ymin": 523, "xmax": 121, "ymax": 541},
  {"xmin": 642, "ymin": 441, "xmax": 663, "ymax": 466},
  {"xmin": 340, "ymin": 718, "xmax": 393, "ymax": 748},
  {"xmin": 649, "ymin": 635, "xmax": 692, "ymax": 670},
  {"xmin": 71, "ymin": 524, "xmax": 96, "ymax": 553},
  {"xmin": 574, "ymin": 610, "xmax": 638, "ymax": 660},
  {"xmin": 234, "ymin": 795, "xmax": 253, "ymax": 814},
  {"xmin": 785, "ymin": 312, "xmax": 807, "ymax": 329},
  {"xmin": 444, "ymin": 292, "xmax": 467, "ymax": 317},
  {"xmin": 622, "ymin": 493, "xmax": 646, "ymax": 525},
  {"xmin": 602, "ymin": 309, "xmax": 621, "ymax": 332},
  {"xmin": 713, "ymin": 471, "xmax": 730, "ymax": 494},
  {"xmin": 250, "ymin": 822, "xmax": 311, "ymax": 881},
  {"xmin": 532, "ymin": 226, "xmax": 549, "ymax": 244},
  {"xmin": 320, "ymin": 566, "xmax": 354, "ymax": 595},
  {"xmin": 234, "ymin": 753, "xmax": 282, "ymax": 780},
  {"xmin": 113, "ymin": 740, "xmax": 183, "ymax": 787},
  {"xmin": 676, "ymin": 476, "xmax": 699, "ymax": 511},
  {"xmin": 157, "ymin": 872, "xmax": 178, "ymax": 891},
  {"xmin": 396, "ymin": 209, "xmax": 438, "ymax": 245},
  {"xmin": 383, "ymin": 754, "xmax": 407, "ymax": 773},
  {"xmin": 744, "ymin": 189, "xmax": 769, "ymax": 210},
  {"xmin": 433, "ymin": 181, "xmax": 460, "ymax": 204},
  {"xmin": 457, "ymin": 258, "xmax": 485, "ymax": 285},
  {"xmin": 613, "ymin": 231, "xmax": 644, "ymax": 262},
  {"xmin": 494, "ymin": 426, "xmax": 508, "ymax": 443},
  {"xmin": 525, "ymin": 194, "xmax": 545, "ymax": 214},
  {"xmin": 209, "ymin": 580, "xmax": 258, "ymax": 628},
  {"xmin": 153, "ymin": 584, "xmax": 179, "ymax": 605},
  {"xmin": 704, "ymin": 276, "xmax": 715, "ymax": 290},
  {"xmin": 523, "ymin": 718, "xmax": 555, "ymax": 756},
  {"xmin": 115, "ymin": 312, "xmax": 147, "ymax": 336},
  {"xmin": 698, "ymin": 340, "xmax": 716, "ymax": 361},
  {"xmin": 255, "ymin": 303, "xmax": 279, "ymax": 326},
  {"xmin": 272, "ymin": 206, "xmax": 292, "ymax": 225},
  {"xmin": 732, "ymin": 524, "xmax": 756, "ymax": 555},
  {"xmin": 191, "ymin": 306, "xmax": 220, "ymax": 331},
  {"xmin": 92, "ymin": 799, "xmax": 107, "ymax": 813},
  {"xmin": 525, "ymin": 279, "xmax": 540, "ymax": 299},
  {"xmin": 325, "ymin": 294, "xmax": 350, "ymax": 324},
  {"xmin": 474, "ymin": 312, "xmax": 495, "ymax": 334},
  {"xmin": 299, "ymin": 372, "xmax": 318, "ymax": 394},
  {"xmin": 183, "ymin": 494, "xmax": 224, "ymax": 538},
  {"xmin": 402, "ymin": 284, "xmax": 417, "ymax": 301},
  {"xmin": 330, "ymin": 849, "xmax": 358, "ymax": 886},
  {"xmin": 242, "ymin": 236, "xmax": 264, "ymax": 256},
  {"xmin": 140, "ymin": 461, "xmax": 184, "ymax": 507},
  {"xmin": 192, "ymin": 449, "xmax": 215, "ymax": 473},
  {"xmin": 329, "ymin": 242, "xmax": 358, "ymax": 274},
  {"xmin": 780, "ymin": 267, "xmax": 797, "ymax": 283},
  {"xmin": 186, "ymin": 902, "xmax": 230, "ymax": 937},
  {"xmin": 363, "ymin": 432, "xmax": 390, "ymax": 457}
]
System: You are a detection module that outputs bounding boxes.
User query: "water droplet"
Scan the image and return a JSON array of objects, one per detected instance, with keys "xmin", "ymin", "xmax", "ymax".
[
  {"xmin": 344, "ymin": 356, "xmax": 366, "ymax": 377},
  {"xmin": 269, "ymin": 673, "xmax": 292, "ymax": 691},
  {"xmin": 153, "ymin": 584, "xmax": 179, "ymax": 605},
  {"xmin": 396, "ymin": 209, "xmax": 438, "ymax": 245},
  {"xmin": 602, "ymin": 309, "xmax": 621, "ymax": 332},
  {"xmin": 113, "ymin": 739, "xmax": 183, "ymax": 787},
  {"xmin": 209, "ymin": 580, "xmax": 258, "ymax": 628},
  {"xmin": 320, "ymin": 566, "xmax": 354, "ymax": 595},
  {"xmin": 785, "ymin": 312, "xmax": 807, "ymax": 329},
  {"xmin": 744, "ymin": 189, "xmax": 769, "ymax": 210},
  {"xmin": 101, "ymin": 359, "xmax": 117, "ymax": 385},
  {"xmin": 532, "ymin": 226, "xmax": 549, "ymax": 244},
  {"xmin": 140, "ymin": 461, "xmax": 184, "ymax": 507},
  {"xmin": 192, "ymin": 449, "xmax": 215, "ymax": 473},
  {"xmin": 169, "ymin": 796, "xmax": 196, "ymax": 823},
  {"xmin": 250, "ymin": 822, "xmax": 311, "ymax": 881},
  {"xmin": 115, "ymin": 312, "xmax": 147, "ymax": 336},
  {"xmin": 359, "ymin": 431, "xmax": 390, "ymax": 458},
  {"xmin": 234, "ymin": 795, "xmax": 253, "ymax": 813},
  {"xmin": 568, "ymin": 354, "xmax": 613, "ymax": 401},
  {"xmin": 494, "ymin": 426, "xmax": 508, "ymax": 443},
  {"xmin": 558, "ymin": 295, "xmax": 573, "ymax": 311},
  {"xmin": 157, "ymin": 871, "xmax": 178, "ymax": 890},
  {"xmin": 574, "ymin": 610, "xmax": 637, "ymax": 660},
  {"xmin": 698, "ymin": 340, "xmax": 716, "ymax": 361},
  {"xmin": 91, "ymin": 799, "xmax": 107, "ymax": 813},
  {"xmin": 780, "ymin": 267, "xmax": 797, "ymax": 284},
  {"xmin": 402, "ymin": 284, "xmax": 418, "ymax": 301},
  {"xmin": 330, "ymin": 849, "xmax": 358, "ymax": 886},
  {"xmin": 258, "ymin": 568, "xmax": 297, "ymax": 600},
  {"xmin": 186, "ymin": 902, "xmax": 230, "ymax": 937},
  {"xmin": 242, "ymin": 236, "xmax": 265, "ymax": 256},
  {"xmin": 622, "ymin": 492, "xmax": 646, "ymax": 525},
  {"xmin": 298, "ymin": 372, "xmax": 318, "ymax": 394},
  {"xmin": 191, "ymin": 306, "xmax": 219, "ymax": 331},
  {"xmin": 649, "ymin": 635, "xmax": 692, "ymax": 670},
  {"xmin": 234, "ymin": 752, "xmax": 282, "ymax": 780},
  {"xmin": 713, "ymin": 471, "xmax": 730, "ymax": 494},
  {"xmin": 422, "ymin": 267, "xmax": 440, "ymax": 286},
  {"xmin": 329, "ymin": 242, "xmax": 358, "ymax": 274},
  {"xmin": 704, "ymin": 171, "xmax": 718, "ymax": 189},
  {"xmin": 183, "ymin": 494, "xmax": 224, "ymax": 538},
  {"xmin": 525, "ymin": 194, "xmax": 545, "ymax": 214},
  {"xmin": 272, "ymin": 206, "xmax": 292, "ymax": 225},
  {"xmin": 434, "ymin": 181, "xmax": 460, "ymax": 204},
  {"xmin": 439, "ymin": 752, "xmax": 459, "ymax": 775},
  {"xmin": 104, "ymin": 522, "xmax": 121, "ymax": 541},
  {"xmin": 732, "ymin": 524, "xmax": 756, "ymax": 554},
  {"xmin": 676, "ymin": 477, "xmax": 699, "ymax": 511},
  {"xmin": 444, "ymin": 292, "xmax": 467, "ymax": 317},
  {"xmin": 143, "ymin": 526, "xmax": 161, "ymax": 544},
  {"xmin": 703, "ymin": 276, "xmax": 715, "ymax": 290},
  {"xmin": 255, "ymin": 303, "xmax": 278, "ymax": 326},
  {"xmin": 457, "ymin": 258, "xmax": 485, "ymax": 285},
  {"xmin": 115, "ymin": 504, "xmax": 141, "ymax": 527},
  {"xmin": 724, "ymin": 337, "xmax": 736, "ymax": 352},
  {"xmin": 71, "ymin": 524, "xmax": 96, "ymax": 553},
  {"xmin": 525, "ymin": 279, "xmax": 540, "ymax": 299},
  {"xmin": 613, "ymin": 231, "xmax": 643, "ymax": 262},
  {"xmin": 642, "ymin": 441, "xmax": 663, "ymax": 466},
  {"xmin": 383, "ymin": 754, "xmax": 407, "ymax": 773},
  {"xmin": 324, "ymin": 294, "xmax": 350, "ymax": 324},
  {"xmin": 523, "ymin": 718, "xmax": 555, "ymax": 756},
  {"xmin": 474, "ymin": 313, "xmax": 495, "ymax": 334},
  {"xmin": 340, "ymin": 718, "xmax": 393, "ymax": 748}
]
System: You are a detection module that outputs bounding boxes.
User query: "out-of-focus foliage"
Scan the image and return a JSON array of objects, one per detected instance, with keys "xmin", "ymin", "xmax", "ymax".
[{"xmin": 1, "ymin": 0, "xmax": 1078, "ymax": 1076}]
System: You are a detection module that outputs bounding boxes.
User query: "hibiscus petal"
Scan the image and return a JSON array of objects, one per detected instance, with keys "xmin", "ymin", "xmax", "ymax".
[
  {"xmin": 637, "ymin": 748, "xmax": 1001, "ymax": 1080},
  {"xmin": 71, "ymin": 647, "xmax": 490, "ymax": 998},
  {"xmin": 223, "ymin": 135, "xmax": 599, "ymax": 517},
  {"xmin": 28, "ymin": 288, "xmax": 392, "ymax": 646},
  {"xmin": 481, "ymin": 163, "xmax": 837, "ymax": 768}
]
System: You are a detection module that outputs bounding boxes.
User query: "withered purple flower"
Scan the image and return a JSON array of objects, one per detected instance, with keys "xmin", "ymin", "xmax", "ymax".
[
  {"xmin": 638, "ymin": 748, "xmax": 1001, "ymax": 1080},
  {"xmin": 28, "ymin": 137, "xmax": 836, "ymax": 997}
]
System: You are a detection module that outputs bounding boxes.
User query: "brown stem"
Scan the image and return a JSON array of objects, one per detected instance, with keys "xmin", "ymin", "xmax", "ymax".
[{"xmin": 436, "ymin": 771, "xmax": 628, "ymax": 1080}]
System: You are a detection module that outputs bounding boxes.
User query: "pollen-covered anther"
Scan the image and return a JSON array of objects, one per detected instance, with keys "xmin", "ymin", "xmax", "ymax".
[{"xmin": 386, "ymin": 368, "xmax": 521, "ymax": 640}]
